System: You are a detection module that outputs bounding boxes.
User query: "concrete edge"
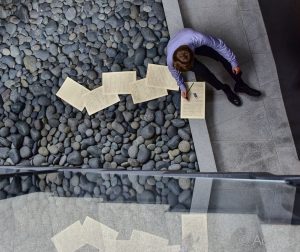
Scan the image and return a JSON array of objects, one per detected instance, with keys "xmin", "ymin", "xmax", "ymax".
[{"xmin": 162, "ymin": 0, "xmax": 217, "ymax": 214}]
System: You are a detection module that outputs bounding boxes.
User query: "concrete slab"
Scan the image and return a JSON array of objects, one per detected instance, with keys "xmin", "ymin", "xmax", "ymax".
[
  {"xmin": 211, "ymin": 140, "xmax": 281, "ymax": 173},
  {"xmin": 178, "ymin": 0, "xmax": 298, "ymax": 174}
]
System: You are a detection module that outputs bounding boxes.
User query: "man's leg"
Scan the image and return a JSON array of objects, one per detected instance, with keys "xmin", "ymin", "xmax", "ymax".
[
  {"xmin": 192, "ymin": 59, "xmax": 242, "ymax": 106},
  {"xmin": 195, "ymin": 46, "xmax": 261, "ymax": 97}
]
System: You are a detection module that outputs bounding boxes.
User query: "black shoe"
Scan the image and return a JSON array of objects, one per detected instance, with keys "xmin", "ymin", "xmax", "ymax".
[
  {"xmin": 234, "ymin": 82, "xmax": 262, "ymax": 97},
  {"xmin": 223, "ymin": 85, "xmax": 242, "ymax": 106}
]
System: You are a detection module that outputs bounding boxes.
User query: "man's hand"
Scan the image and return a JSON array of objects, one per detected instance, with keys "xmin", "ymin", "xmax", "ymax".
[
  {"xmin": 181, "ymin": 90, "xmax": 189, "ymax": 100},
  {"xmin": 232, "ymin": 66, "xmax": 241, "ymax": 75}
]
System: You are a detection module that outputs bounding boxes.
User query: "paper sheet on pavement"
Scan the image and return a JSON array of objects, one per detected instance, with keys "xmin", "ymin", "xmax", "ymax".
[
  {"xmin": 102, "ymin": 71, "xmax": 136, "ymax": 94},
  {"xmin": 56, "ymin": 77, "xmax": 90, "ymax": 111},
  {"xmin": 130, "ymin": 78, "xmax": 168, "ymax": 104},
  {"xmin": 83, "ymin": 86, "xmax": 120, "ymax": 115},
  {"xmin": 180, "ymin": 82, "xmax": 205, "ymax": 119},
  {"xmin": 146, "ymin": 64, "xmax": 179, "ymax": 91}
]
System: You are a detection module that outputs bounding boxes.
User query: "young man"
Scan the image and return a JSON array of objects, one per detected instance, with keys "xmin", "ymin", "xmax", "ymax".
[{"xmin": 167, "ymin": 28, "xmax": 261, "ymax": 106}]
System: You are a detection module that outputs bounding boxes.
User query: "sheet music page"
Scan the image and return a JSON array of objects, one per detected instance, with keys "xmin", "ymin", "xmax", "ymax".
[
  {"xmin": 180, "ymin": 82, "xmax": 205, "ymax": 119},
  {"xmin": 130, "ymin": 78, "xmax": 168, "ymax": 104},
  {"xmin": 83, "ymin": 86, "xmax": 120, "ymax": 115},
  {"xmin": 146, "ymin": 64, "xmax": 179, "ymax": 91},
  {"xmin": 56, "ymin": 77, "xmax": 90, "ymax": 111},
  {"xmin": 102, "ymin": 71, "xmax": 136, "ymax": 94}
]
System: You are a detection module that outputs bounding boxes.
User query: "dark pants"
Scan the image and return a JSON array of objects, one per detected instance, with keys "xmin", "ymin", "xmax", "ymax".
[{"xmin": 192, "ymin": 46, "xmax": 243, "ymax": 90}]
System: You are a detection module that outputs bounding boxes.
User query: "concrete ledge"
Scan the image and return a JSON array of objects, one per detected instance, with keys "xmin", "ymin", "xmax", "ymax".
[{"xmin": 162, "ymin": 0, "xmax": 217, "ymax": 213}]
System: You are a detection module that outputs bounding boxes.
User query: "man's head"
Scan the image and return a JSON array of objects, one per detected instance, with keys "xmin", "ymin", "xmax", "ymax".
[{"xmin": 173, "ymin": 45, "xmax": 194, "ymax": 72}]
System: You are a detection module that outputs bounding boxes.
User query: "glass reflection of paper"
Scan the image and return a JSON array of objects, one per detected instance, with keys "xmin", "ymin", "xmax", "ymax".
[
  {"xmin": 102, "ymin": 71, "xmax": 136, "ymax": 94},
  {"xmin": 83, "ymin": 86, "xmax": 120, "ymax": 115},
  {"xmin": 82, "ymin": 216, "xmax": 118, "ymax": 251},
  {"xmin": 51, "ymin": 221, "xmax": 85, "ymax": 252},
  {"xmin": 181, "ymin": 214, "xmax": 208, "ymax": 252},
  {"xmin": 130, "ymin": 78, "xmax": 168, "ymax": 104},
  {"xmin": 180, "ymin": 82, "xmax": 205, "ymax": 119},
  {"xmin": 146, "ymin": 64, "xmax": 179, "ymax": 91},
  {"xmin": 56, "ymin": 77, "xmax": 90, "ymax": 111}
]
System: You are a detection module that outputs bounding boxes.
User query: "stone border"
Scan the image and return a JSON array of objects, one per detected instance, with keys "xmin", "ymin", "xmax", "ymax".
[{"xmin": 162, "ymin": 0, "xmax": 217, "ymax": 212}]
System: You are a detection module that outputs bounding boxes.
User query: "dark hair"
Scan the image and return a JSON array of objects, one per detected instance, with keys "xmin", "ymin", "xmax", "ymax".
[{"xmin": 173, "ymin": 45, "xmax": 194, "ymax": 72}]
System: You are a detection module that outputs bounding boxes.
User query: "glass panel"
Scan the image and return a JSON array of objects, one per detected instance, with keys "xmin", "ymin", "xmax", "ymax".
[{"xmin": 0, "ymin": 172, "xmax": 298, "ymax": 251}]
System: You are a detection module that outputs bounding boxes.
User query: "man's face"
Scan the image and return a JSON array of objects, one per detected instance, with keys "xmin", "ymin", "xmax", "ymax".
[{"xmin": 177, "ymin": 50, "xmax": 192, "ymax": 63}]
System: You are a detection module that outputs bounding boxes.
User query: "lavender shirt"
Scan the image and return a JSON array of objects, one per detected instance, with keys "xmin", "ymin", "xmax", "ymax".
[{"xmin": 167, "ymin": 28, "xmax": 239, "ymax": 92}]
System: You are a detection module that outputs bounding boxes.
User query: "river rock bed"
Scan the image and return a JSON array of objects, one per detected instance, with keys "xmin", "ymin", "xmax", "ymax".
[{"xmin": 0, "ymin": 0, "xmax": 198, "ymax": 171}]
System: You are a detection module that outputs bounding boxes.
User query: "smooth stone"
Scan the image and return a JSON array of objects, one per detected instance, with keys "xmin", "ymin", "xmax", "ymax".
[
  {"xmin": 152, "ymin": 2, "xmax": 165, "ymax": 21},
  {"xmin": 168, "ymin": 164, "xmax": 181, "ymax": 171},
  {"xmin": 144, "ymin": 109, "xmax": 154, "ymax": 122},
  {"xmin": 142, "ymin": 160, "xmax": 155, "ymax": 170},
  {"xmin": 15, "ymin": 121, "xmax": 30, "ymax": 136},
  {"xmin": 178, "ymin": 140, "xmax": 191, "ymax": 153},
  {"xmin": 171, "ymin": 119, "xmax": 186, "ymax": 128},
  {"xmin": 65, "ymin": 7, "xmax": 76, "ymax": 21},
  {"xmin": 189, "ymin": 153, "xmax": 197, "ymax": 162},
  {"xmin": 15, "ymin": 5, "xmax": 29, "ymax": 23},
  {"xmin": 34, "ymin": 50, "xmax": 50, "ymax": 61},
  {"xmin": 9, "ymin": 149, "xmax": 20, "ymax": 164},
  {"xmin": 134, "ymin": 48, "xmax": 146, "ymax": 65},
  {"xmin": 178, "ymin": 129, "xmax": 191, "ymax": 141},
  {"xmin": 67, "ymin": 151, "xmax": 83, "ymax": 165},
  {"xmin": 128, "ymin": 145, "xmax": 138, "ymax": 159},
  {"xmin": 137, "ymin": 145, "xmax": 151, "ymax": 164},
  {"xmin": 20, "ymin": 146, "xmax": 31, "ymax": 159},
  {"xmin": 38, "ymin": 147, "xmax": 49, "ymax": 156},
  {"xmin": 32, "ymin": 154, "xmax": 46, "ymax": 166},
  {"xmin": 89, "ymin": 158, "xmax": 101, "ymax": 169},
  {"xmin": 141, "ymin": 28, "xmax": 157, "ymax": 42},
  {"xmin": 0, "ymin": 137, "xmax": 10, "ymax": 147},
  {"xmin": 112, "ymin": 121, "xmax": 125, "ymax": 134},
  {"xmin": 141, "ymin": 124, "xmax": 155, "ymax": 139},
  {"xmin": 0, "ymin": 147, "xmax": 10, "ymax": 159},
  {"xmin": 45, "ymin": 20, "xmax": 58, "ymax": 35},
  {"xmin": 87, "ymin": 31, "xmax": 97, "ymax": 42},
  {"xmin": 167, "ymin": 135, "xmax": 181, "ymax": 149}
]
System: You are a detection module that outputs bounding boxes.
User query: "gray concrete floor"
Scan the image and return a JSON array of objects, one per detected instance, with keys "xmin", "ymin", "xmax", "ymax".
[{"xmin": 178, "ymin": 0, "xmax": 300, "ymax": 175}]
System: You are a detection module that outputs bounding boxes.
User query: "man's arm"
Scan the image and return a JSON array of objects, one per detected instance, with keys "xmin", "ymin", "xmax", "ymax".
[
  {"xmin": 192, "ymin": 31, "xmax": 239, "ymax": 68},
  {"xmin": 168, "ymin": 64, "xmax": 186, "ymax": 92}
]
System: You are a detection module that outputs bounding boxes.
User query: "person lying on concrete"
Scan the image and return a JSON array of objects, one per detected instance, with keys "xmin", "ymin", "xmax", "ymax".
[{"xmin": 167, "ymin": 28, "xmax": 261, "ymax": 106}]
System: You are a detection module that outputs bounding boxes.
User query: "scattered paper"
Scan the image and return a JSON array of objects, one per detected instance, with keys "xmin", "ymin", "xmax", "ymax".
[
  {"xmin": 181, "ymin": 214, "xmax": 208, "ymax": 252},
  {"xmin": 180, "ymin": 82, "xmax": 205, "ymax": 119},
  {"xmin": 131, "ymin": 78, "xmax": 168, "ymax": 104},
  {"xmin": 102, "ymin": 71, "xmax": 136, "ymax": 94},
  {"xmin": 146, "ymin": 64, "xmax": 179, "ymax": 91},
  {"xmin": 83, "ymin": 86, "xmax": 120, "ymax": 115},
  {"xmin": 56, "ymin": 77, "xmax": 90, "ymax": 111},
  {"xmin": 51, "ymin": 221, "xmax": 85, "ymax": 252}
]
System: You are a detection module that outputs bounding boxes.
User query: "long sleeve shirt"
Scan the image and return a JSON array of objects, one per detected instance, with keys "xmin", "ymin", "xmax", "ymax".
[{"xmin": 167, "ymin": 28, "xmax": 239, "ymax": 92}]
